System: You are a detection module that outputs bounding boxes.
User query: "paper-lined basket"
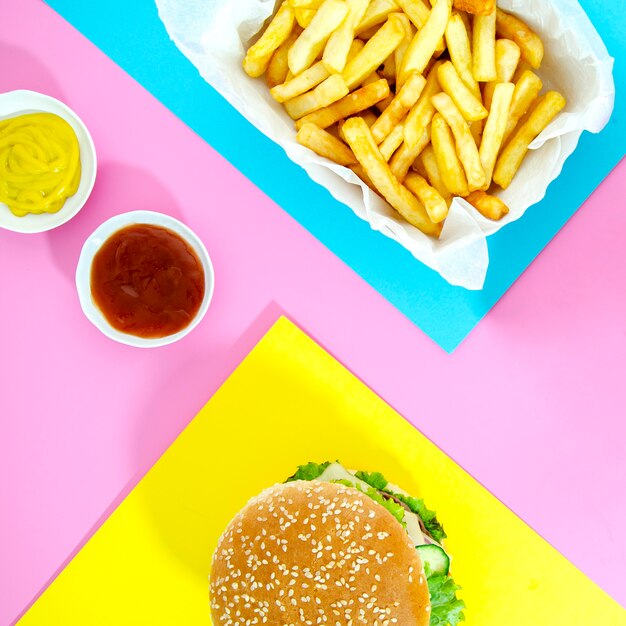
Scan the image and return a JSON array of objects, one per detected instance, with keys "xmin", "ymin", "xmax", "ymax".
[{"xmin": 156, "ymin": 0, "xmax": 614, "ymax": 289}]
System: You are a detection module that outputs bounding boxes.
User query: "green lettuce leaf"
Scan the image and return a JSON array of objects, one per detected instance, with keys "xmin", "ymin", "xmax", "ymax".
[
  {"xmin": 286, "ymin": 461, "xmax": 332, "ymax": 482},
  {"xmin": 354, "ymin": 470, "xmax": 388, "ymax": 490},
  {"xmin": 424, "ymin": 564, "xmax": 465, "ymax": 626},
  {"xmin": 356, "ymin": 469, "xmax": 447, "ymax": 542}
]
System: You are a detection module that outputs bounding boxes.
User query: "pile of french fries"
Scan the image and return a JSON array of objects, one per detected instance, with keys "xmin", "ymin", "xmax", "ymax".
[{"xmin": 243, "ymin": 0, "xmax": 566, "ymax": 237}]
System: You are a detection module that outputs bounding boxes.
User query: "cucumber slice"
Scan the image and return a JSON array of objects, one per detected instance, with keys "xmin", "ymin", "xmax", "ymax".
[{"xmin": 416, "ymin": 544, "xmax": 450, "ymax": 576}]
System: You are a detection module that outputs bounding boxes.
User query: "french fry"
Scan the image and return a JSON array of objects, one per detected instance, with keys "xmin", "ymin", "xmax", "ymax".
[
  {"xmin": 501, "ymin": 69, "xmax": 543, "ymax": 144},
  {"xmin": 403, "ymin": 60, "xmax": 441, "ymax": 148},
  {"xmin": 431, "ymin": 113, "xmax": 469, "ymax": 196},
  {"xmin": 296, "ymin": 122, "xmax": 358, "ymax": 165},
  {"xmin": 453, "ymin": 0, "xmax": 495, "ymax": 16},
  {"xmin": 419, "ymin": 144, "xmax": 452, "ymax": 200},
  {"xmin": 360, "ymin": 109, "xmax": 380, "ymax": 127},
  {"xmin": 482, "ymin": 38, "xmax": 520, "ymax": 109},
  {"xmin": 243, "ymin": 2, "xmax": 296, "ymax": 78},
  {"xmin": 266, "ymin": 28, "xmax": 302, "ymax": 88},
  {"xmin": 472, "ymin": 8, "xmax": 496, "ymax": 82},
  {"xmin": 469, "ymin": 119, "xmax": 484, "ymax": 145},
  {"xmin": 457, "ymin": 8, "xmax": 471, "ymax": 36},
  {"xmin": 390, "ymin": 125, "xmax": 430, "ymax": 180},
  {"xmin": 493, "ymin": 90, "xmax": 566, "ymax": 188},
  {"xmin": 381, "ymin": 54, "xmax": 397, "ymax": 83},
  {"xmin": 362, "ymin": 71, "xmax": 395, "ymax": 111},
  {"xmin": 342, "ymin": 116, "xmax": 441, "ymax": 235},
  {"xmin": 512, "ymin": 59, "xmax": 532, "ymax": 84},
  {"xmin": 464, "ymin": 190, "xmax": 509, "ymax": 219},
  {"xmin": 343, "ymin": 14, "xmax": 405, "ymax": 89},
  {"xmin": 398, "ymin": 0, "xmax": 452, "ymax": 86},
  {"xmin": 288, "ymin": 0, "xmax": 349, "ymax": 75},
  {"xmin": 294, "ymin": 7, "xmax": 318, "ymax": 27},
  {"xmin": 478, "ymin": 81, "xmax": 514, "ymax": 188},
  {"xmin": 445, "ymin": 12, "xmax": 480, "ymax": 98},
  {"xmin": 495, "ymin": 8, "xmax": 544, "ymax": 69},
  {"xmin": 405, "ymin": 172, "xmax": 449, "ymax": 222},
  {"xmin": 295, "ymin": 78, "xmax": 390, "ymax": 128},
  {"xmin": 394, "ymin": 13, "xmax": 416, "ymax": 75},
  {"xmin": 272, "ymin": 38, "xmax": 362, "ymax": 102},
  {"xmin": 271, "ymin": 61, "xmax": 330, "ymax": 102},
  {"xmin": 284, "ymin": 74, "xmax": 350, "ymax": 119},
  {"xmin": 358, "ymin": 24, "xmax": 382, "ymax": 39},
  {"xmin": 289, "ymin": 0, "xmax": 324, "ymax": 8},
  {"xmin": 371, "ymin": 71, "xmax": 426, "ymax": 143},
  {"xmin": 437, "ymin": 61, "xmax": 487, "ymax": 121},
  {"xmin": 379, "ymin": 123, "xmax": 406, "ymax": 160},
  {"xmin": 323, "ymin": 0, "xmax": 371, "ymax": 73},
  {"xmin": 355, "ymin": 0, "xmax": 400, "ymax": 34},
  {"xmin": 431, "ymin": 92, "xmax": 485, "ymax": 190},
  {"xmin": 396, "ymin": 0, "xmax": 431, "ymax": 28}
]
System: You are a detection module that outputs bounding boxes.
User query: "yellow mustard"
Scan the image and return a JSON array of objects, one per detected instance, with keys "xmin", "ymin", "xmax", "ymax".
[{"xmin": 0, "ymin": 112, "xmax": 81, "ymax": 217}]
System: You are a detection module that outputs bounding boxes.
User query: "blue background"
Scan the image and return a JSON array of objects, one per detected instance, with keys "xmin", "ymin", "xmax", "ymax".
[{"xmin": 44, "ymin": 0, "xmax": 624, "ymax": 351}]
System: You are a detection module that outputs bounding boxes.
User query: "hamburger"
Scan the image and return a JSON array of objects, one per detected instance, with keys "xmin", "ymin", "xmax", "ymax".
[{"xmin": 210, "ymin": 461, "xmax": 465, "ymax": 625}]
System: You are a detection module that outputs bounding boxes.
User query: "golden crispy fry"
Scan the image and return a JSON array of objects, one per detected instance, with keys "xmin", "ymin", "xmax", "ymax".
[
  {"xmin": 285, "ymin": 74, "xmax": 350, "ymax": 119},
  {"xmin": 355, "ymin": 0, "xmax": 400, "ymax": 34},
  {"xmin": 390, "ymin": 125, "xmax": 430, "ymax": 180},
  {"xmin": 403, "ymin": 60, "xmax": 441, "ymax": 148},
  {"xmin": 371, "ymin": 72, "xmax": 426, "ymax": 143},
  {"xmin": 344, "ymin": 14, "xmax": 405, "ymax": 89},
  {"xmin": 438, "ymin": 61, "xmax": 487, "ymax": 121},
  {"xmin": 419, "ymin": 144, "xmax": 452, "ymax": 200},
  {"xmin": 323, "ymin": 0, "xmax": 371, "ymax": 73},
  {"xmin": 398, "ymin": 0, "xmax": 452, "ymax": 86},
  {"xmin": 431, "ymin": 92, "xmax": 485, "ymax": 190},
  {"xmin": 381, "ymin": 54, "xmax": 397, "ymax": 83},
  {"xmin": 358, "ymin": 24, "xmax": 382, "ymax": 39},
  {"xmin": 360, "ymin": 109, "xmax": 379, "ymax": 126},
  {"xmin": 361, "ymin": 72, "xmax": 395, "ymax": 111},
  {"xmin": 266, "ymin": 28, "xmax": 302, "ymax": 88},
  {"xmin": 379, "ymin": 122, "xmax": 406, "ymax": 160},
  {"xmin": 483, "ymin": 38, "xmax": 520, "ymax": 109},
  {"xmin": 295, "ymin": 78, "xmax": 390, "ymax": 129},
  {"xmin": 478, "ymin": 81, "xmax": 514, "ymax": 188},
  {"xmin": 394, "ymin": 14, "xmax": 416, "ymax": 76},
  {"xmin": 342, "ymin": 116, "xmax": 441, "ymax": 235},
  {"xmin": 431, "ymin": 113, "xmax": 469, "ymax": 196},
  {"xmin": 405, "ymin": 172, "xmax": 449, "ymax": 222},
  {"xmin": 445, "ymin": 13, "xmax": 480, "ymax": 98},
  {"xmin": 288, "ymin": 0, "xmax": 349, "ymax": 75},
  {"xmin": 493, "ymin": 90, "xmax": 566, "ymax": 188},
  {"xmin": 294, "ymin": 8, "xmax": 317, "ymax": 27},
  {"xmin": 512, "ymin": 59, "xmax": 532, "ymax": 84},
  {"xmin": 289, "ymin": 0, "xmax": 324, "ymax": 8},
  {"xmin": 464, "ymin": 190, "xmax": 509, "ymax": 219},
  {"xmin": 501, "ymin": 69, "xmax": 543, "ymax": 144},
  {"xmin": 472, "ymin": 9, "xmax": 496, "ymax": 82},
  {"xmin": 452, "ymin": 0, "xmax": 494, "ymax": 16},
  {"xmin": 396, "ymin": 0, "xmax": 430, "ymax": 28},
  {"xmin": 271, "ymin": 61, "xmax": 330, "ymax": 102},
  {"xmin": 243, "ymin": 2, "xmax": 296, "ymax": 78},
  {"xmin": 457, "ymin": 8, "xmax": 472, "ymax": 35},
  {"xmin": 296, "ymin": 122, "xmax": 358, "ymax": 165},
  {"xmin": 495, "ymin": 8, "xmax": 544, "ymax": 69},
  {"xmin": 469, "ymin": 119, "xmax": 484, "ymax": 145}
]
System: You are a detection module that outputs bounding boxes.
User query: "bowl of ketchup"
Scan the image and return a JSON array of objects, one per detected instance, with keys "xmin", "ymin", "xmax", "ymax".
[{"xmin": 76, "ymin": 211, "xmax": 214, "ymax": 347}]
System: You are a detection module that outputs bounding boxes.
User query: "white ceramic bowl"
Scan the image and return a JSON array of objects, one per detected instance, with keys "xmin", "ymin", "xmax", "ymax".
[
  {"xmin": 76, "ymin": 211, "xmax": 215, "ymax": 348},
  {"xmin": 0, "ymin": 90, "xmax": 97, "ymax": 234}
]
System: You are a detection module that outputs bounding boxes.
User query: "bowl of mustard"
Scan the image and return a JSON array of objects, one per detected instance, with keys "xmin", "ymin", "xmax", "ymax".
[{"xmin": 0, "ymin": 90, "xmax": 97, "ymax": 234}]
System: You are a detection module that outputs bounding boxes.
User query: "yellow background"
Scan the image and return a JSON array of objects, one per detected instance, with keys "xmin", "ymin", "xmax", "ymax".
[{"xmin": 20, "ymin": 318, "xmax": 626, "ymax": 625}]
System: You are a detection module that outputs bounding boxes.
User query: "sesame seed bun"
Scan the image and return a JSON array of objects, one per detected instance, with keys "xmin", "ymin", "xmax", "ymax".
[{"xmin": 210, "ymin": 480, "xmax": 431, "ymax": 625}]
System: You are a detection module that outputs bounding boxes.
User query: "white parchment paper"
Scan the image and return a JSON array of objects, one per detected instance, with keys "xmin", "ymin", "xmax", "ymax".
[{"xmin": 156, "ymin": 0, "xmax": 614, "ymax": 289}]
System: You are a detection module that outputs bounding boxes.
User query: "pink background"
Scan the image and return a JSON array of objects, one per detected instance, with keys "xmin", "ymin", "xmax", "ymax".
[{"xmin": 1, "ymin": 1, "xmax": 625, "ymax": 624}]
